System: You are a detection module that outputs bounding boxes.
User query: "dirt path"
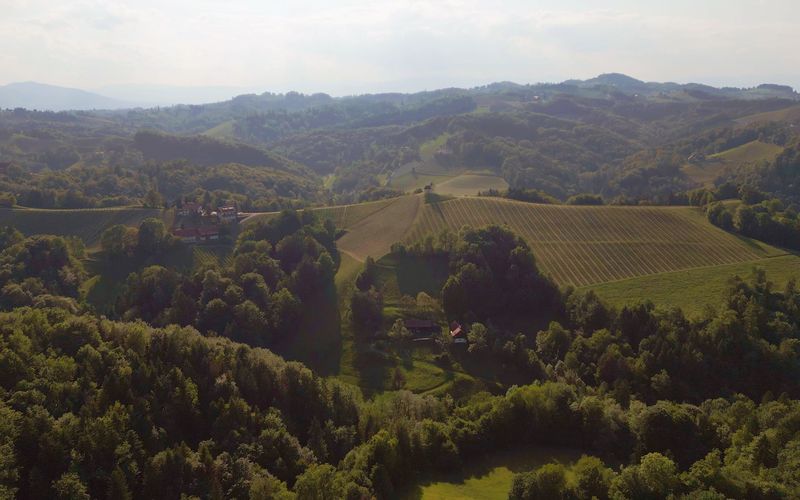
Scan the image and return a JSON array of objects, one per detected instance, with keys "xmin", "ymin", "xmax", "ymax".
[{"xmin": 337, "ymin": 195, "xmax": 422, "ymax": 261}]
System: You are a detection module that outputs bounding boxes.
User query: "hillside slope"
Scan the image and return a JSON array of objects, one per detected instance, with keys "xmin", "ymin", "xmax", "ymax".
[
  {"xmin": 405, "ymin": 197, "xmax": 785, "ymax": 286},
  {"xmin": 0, "ymin": 207, "xmax": 169, "ymax": 248}
]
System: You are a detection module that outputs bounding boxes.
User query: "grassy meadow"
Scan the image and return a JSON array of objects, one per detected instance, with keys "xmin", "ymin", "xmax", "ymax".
[{"xmin": 405, "ymin": 446, "xmax": 585, "ymax": 500}]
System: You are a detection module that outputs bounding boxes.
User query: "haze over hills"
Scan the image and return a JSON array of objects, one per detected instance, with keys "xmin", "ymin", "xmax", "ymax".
[
  {"xmin": 0, "ymin": 82, "xmax": 134, "ymax": 111},
  {"xmin": 1, "ymin": 74, "xmax": 797, "ymax": 112}
]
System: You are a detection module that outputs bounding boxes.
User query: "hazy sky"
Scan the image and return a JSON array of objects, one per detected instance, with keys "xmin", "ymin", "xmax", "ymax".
[{"xmin": 2, "ymin": 0, "xmax": 798, "ymax": 95}]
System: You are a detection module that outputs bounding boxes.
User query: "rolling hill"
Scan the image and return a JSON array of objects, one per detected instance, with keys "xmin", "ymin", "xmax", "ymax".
[
  {"xmin": 0, "ymin": 207, "xmax": 169, "ymax": 248},
  {"xmin": 246, "ymin": 194, "xmax": 788, "ymax": 289},
  {"xmin": 0, "ymin": 81, "xmax": 133, "ymax": 111},
  {"xmin": 682, "ymin": 140, "xmax": 785, "ymax": 186},
  {"xmin": 404, "ymin": 197, "xmax": 786, "ymax": 287}
]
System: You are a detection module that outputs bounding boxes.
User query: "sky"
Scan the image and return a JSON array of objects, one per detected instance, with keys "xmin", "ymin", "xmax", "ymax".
[{"xmin": 1, "ymin": 0, "xmax": 798, "ymax": 97}]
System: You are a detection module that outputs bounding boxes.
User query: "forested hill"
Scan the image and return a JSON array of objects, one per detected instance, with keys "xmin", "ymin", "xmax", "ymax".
[{"xmin": 2, "ymin": 74, "xmax": 800, "ymax": 209}]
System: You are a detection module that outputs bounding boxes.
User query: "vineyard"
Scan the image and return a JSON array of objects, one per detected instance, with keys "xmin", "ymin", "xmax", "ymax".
[
  {"xmin": 243, "ymin": 197, "xmax": 396, "ymax": 229},
  {"xmin": 0, "ymin": 207, "xmax": 167, "ymax": 248},
  {"xmin": 405, "ymin": 197, "xmax": 785, "ymax": 287}
]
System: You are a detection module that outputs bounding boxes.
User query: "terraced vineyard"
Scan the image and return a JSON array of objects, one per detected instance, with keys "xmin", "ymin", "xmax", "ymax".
[
  {"xmin": 0, "ymin": 207, "xmax": 168, "ymax": 248},
  {"xmin": 406, "ymin": 197, "xmax": 784, "ymax": 287}
]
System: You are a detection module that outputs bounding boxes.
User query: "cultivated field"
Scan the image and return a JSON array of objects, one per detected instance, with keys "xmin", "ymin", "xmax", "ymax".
[
  {"xmin": 337, "ymin": 195, "xmax": 422, "ymax": 260},
  {"xmin": 405, "ymin": 197, "xmax": 785, "ymax": 287},
  {"xmin": 682, "ymin": 140, "xmax": 784, "ymax": 186},
  {"xmin": 0, "ymin": 207, "xmax": 167, "ymax": 248}
]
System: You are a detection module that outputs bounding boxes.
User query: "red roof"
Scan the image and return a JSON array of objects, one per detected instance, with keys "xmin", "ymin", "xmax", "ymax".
[
  {"xmin": 449, "ymin": 321, "xmax": 463, "ymax": 337},
  {"xmin": 197, "ymin": 226, "xmax": 220, "ymax": 236},
  {"xmin": 172, "ymin": 228, "xmax": 197, "ymax": 237}
]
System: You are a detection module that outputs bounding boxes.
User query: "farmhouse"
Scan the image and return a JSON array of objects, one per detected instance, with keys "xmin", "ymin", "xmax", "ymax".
[
  {"xmin": 404, "ymin": 319, "xmax": 440, "ymax": 337},
  {"xmin": 218, "ymin": 205, "xmax": 238, "ymax": 223},
  {"xmin": 171, "ymin": 226, "xmax": 220, "ymax": 244},
  {"xmin": 450, "ymin": 321, "xmax": 467, "ymax": 344},
  {"xmin": 178, "ymin": 202, "xmax": 203, "ymax": 217}
]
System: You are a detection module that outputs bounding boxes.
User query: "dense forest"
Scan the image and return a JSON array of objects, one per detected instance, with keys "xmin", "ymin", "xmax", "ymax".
[
  {"xmin": 2, "ymin": 74, "xmax": 799, "ymax": 209},
  {"xmin": 2, "ymin": 219, "xmax": 800, "ymax": 498}
]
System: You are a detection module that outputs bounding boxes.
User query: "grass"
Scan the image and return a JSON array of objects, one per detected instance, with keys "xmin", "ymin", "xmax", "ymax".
[
  {"xmin": 404, "ymin": 446, "xmax": 584, "ymax": 500},
  {"xmin": 0, "ymin": 207, "xmax": 167, "ymax": 249},
  {"xmin": 203, "ymin": 120, "xmax": 236, "ymax": 139},
  {"xmin": 586, "ymin": 254, "xmax": 800, "ymax": 317},
  {"xmin": 682, "ymin": 140, "xmax": 784, "ymax": 186},
  {"xmin": 435, "ymin": 174, "xmax": 509, "ymax": 197},
  {"xmin": 405, "ymin": 197, "xmax": 786, "ymax": 287}
]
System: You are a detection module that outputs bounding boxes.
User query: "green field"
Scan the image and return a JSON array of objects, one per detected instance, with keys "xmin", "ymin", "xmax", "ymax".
[
  {"xmin": 682, "ymin": 140, "xmax": 784, "ymax": 186},
  {"xmin": 0, "ymin": 207, "xmax": 168, "ymax": 248},
  {"xmin": 587, "ymin": 254, "xmax": 800, "ymax": 316},
  {"xmin": 405, "ymin": 197, "xmax": 784, "ymax": 287},
  {"xmin": 434, "ymin": 174, "xmax": 509, "ymax": 196},
  {"xmin": 405, "ymin": 446, "xmax": 584, "ymax": 500}
]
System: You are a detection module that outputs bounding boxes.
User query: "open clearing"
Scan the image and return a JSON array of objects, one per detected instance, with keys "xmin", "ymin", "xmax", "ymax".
[
  {"xmin": 405, "ymin": 446, "xmax": 584, "ymax": 500},
  {"xmin": 0, "ymin": 207, "xmax": 167, "ymax": 248},
  {"xmin": 405, "ymin": 197, "xmax": 785, "ymax": 287},
  {"xmin": 587, "ymin": 254, "xmax": 800, "ymax": 316},
  {"xmin": 336, "ymin": 195, "xmax": 422, "ymax": 261},
  {"xmin": 434, "ymin": 174, "xmax": 509, "ymax": 196},
  {"xmin": 682, "ymin": 140, "xmax": 784, "ymax": 186}
]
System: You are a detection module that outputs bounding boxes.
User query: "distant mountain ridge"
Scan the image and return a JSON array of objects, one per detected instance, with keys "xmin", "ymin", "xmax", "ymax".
[
  {"xmin": 2, "ymin": 74, "xmax": 797, "ymax": 113},
  {"xmin": 0, "ymin": 82, "xmax": 134, "ymax": 111}
]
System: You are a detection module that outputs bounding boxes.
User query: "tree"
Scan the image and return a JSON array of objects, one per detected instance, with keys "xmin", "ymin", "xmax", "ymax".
[
  {"xmin": 510, "ymin": 463, "xmax": 569, "ymax": 500},
  {"xmin": 100, "ymin": 224, "xmax": 132, "ymax": 258},
  {"xmin": 572, "ymin": 455, "xmax": 615, "ymax": 500},
  {"xmin": 387, "ymin": 318, "xmax": 412, "ymax": 342},
  {"xmin": 350, "ymin": 287, "xmax": 383, "ymax": 339},
  {"xmin": 144, "ymin": 188, "xmax": 163, "ymax": 208},
  {"xmin": 52, "ymin": 472, "xmax": 90, "ymax": 500},
  {"xmin": 137, "ymin": 217, "xmax": 167, "ymax": 255},
  {"xmin": 467, "ymin": 322, "xmax": 489, "ymax": 353},
  {"xmin": 609, "ymin": 453, "xmax": 681, "ymax": 500}
]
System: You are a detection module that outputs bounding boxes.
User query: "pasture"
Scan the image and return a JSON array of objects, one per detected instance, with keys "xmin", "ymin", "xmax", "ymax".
[
  {"xmin": 0, "ymin": 207, "xmax": 167, "ymax": 248},
  {"xmin": 405, "ymin": 197, "xmax": 785, "ymax": 287}
]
